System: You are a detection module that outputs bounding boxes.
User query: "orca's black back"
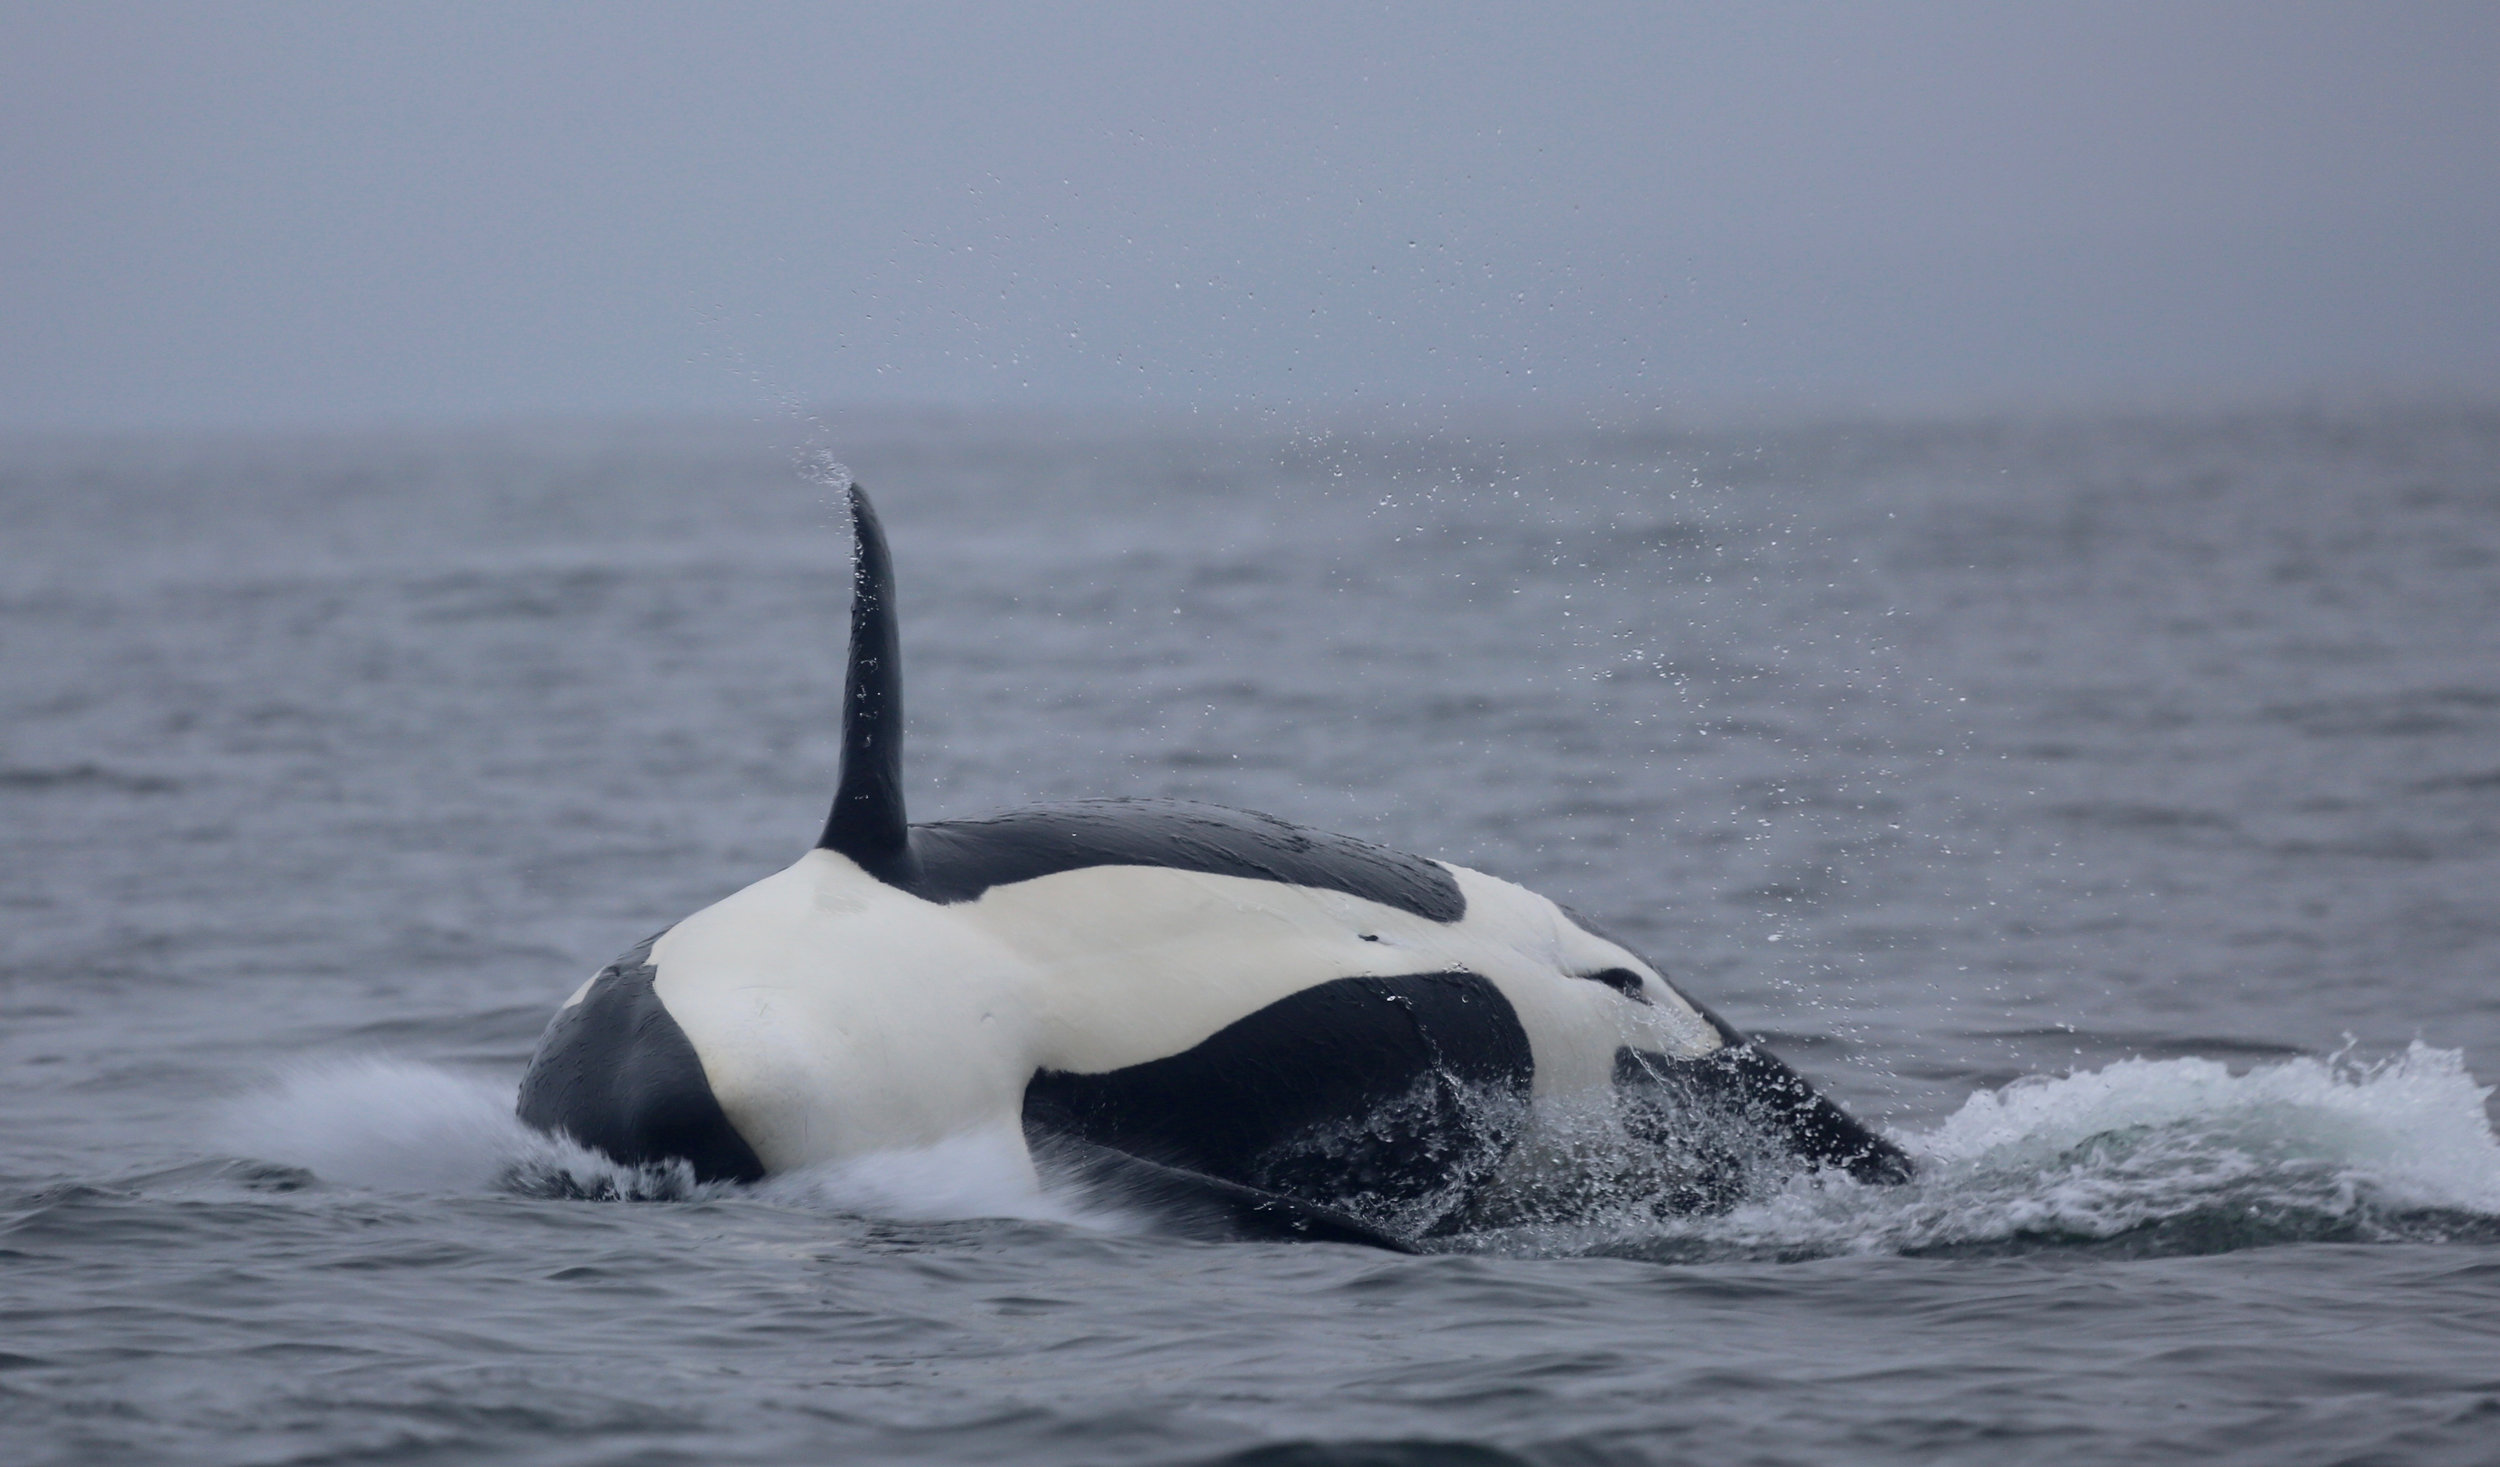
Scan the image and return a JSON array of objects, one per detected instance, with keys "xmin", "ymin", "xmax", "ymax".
[{"xmin": 886, "ymin": 798, "xmax": 1468, "ymax": 923}]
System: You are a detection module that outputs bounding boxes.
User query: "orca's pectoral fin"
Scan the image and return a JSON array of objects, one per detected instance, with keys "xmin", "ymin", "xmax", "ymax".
[{"xmin": 1032, "ymin": 1136, "xmax": 1420, "ymax": 1253}]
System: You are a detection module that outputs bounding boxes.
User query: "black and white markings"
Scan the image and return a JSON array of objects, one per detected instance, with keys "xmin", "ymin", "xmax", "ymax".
[
  {"xmin": 1025, "ymin": 971, "xmax": 1535, "ymax": 1225},
  {"xmin": 515, "ymin": 482, "xmax": 1913, "ymax": 1242},
  {"xmin": 1578, "ymin": 968, "xmax": 1653, "ymax": 1003},
  {"xmin": 516, "ymin": 933, "xmax": 764, "ymax": 1184}
]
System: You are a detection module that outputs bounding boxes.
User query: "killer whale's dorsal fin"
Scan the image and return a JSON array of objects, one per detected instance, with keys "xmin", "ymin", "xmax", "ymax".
[{"xmin": 817, "ymin": 483, "xmax": 910, "ymax": 866}]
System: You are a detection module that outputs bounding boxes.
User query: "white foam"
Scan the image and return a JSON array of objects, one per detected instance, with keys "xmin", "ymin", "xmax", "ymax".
[
  {"xmin": 760, "ymin": 1130, "xmax": 1116, "ymax": 1228},
  {"xmin": 1633, "ymin": 1042, "xmax": 2500, "ymax": 1259},
  {"xmin": 1917, "ymin": 1042, "xmax": 2500, "ymax": 1213},
  {"xmin": 217, "ymin": 1057, "xmax": 549, "ymax": 1193},
  {"xmin": 212, "ymin": 1057, "xmax": 1121, "ymax": 1225},
  {"xmin": 213, "ymin": 1046, "xmax": 2500, "ymax": 1257}
]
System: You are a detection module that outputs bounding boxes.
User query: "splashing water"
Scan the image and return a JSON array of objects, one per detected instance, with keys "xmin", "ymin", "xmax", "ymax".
[
  {"xmin": 214, "ymin": 1046, "xmax": 2500, "ymax": 1261},
  {"xmin": 1565, "ymin": 1043, "xmax": 2500, "ymax": 1263},
  {"xmin": 760, "ymin": 1129, "xmax": 1110, "ymax": 1228},
  {"xmin": 1923, "ymin": 1042, "xmax": 2500, "ymax": 1212},
  {"xmin": 215, "ymin": 1059, "xmax": 714, "ymax": 1201},
  {"xmin": 796, "ymin": 448, "xmax": 853, "ymax": 491},
  {"xmin": 215, "ymin": 1058, "xmax": 1107, "ymax": 1221}
]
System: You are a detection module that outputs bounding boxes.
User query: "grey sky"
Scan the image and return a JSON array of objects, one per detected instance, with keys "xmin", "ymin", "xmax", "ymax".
[{"xmin": 5, "ymin": 2, "xmax": 2496, "ymax": 433}]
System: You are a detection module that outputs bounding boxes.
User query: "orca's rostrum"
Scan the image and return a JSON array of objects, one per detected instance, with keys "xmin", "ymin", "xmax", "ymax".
[{"xmin": 518, "ymin": 486, "xmax": 1910, "ymax": 1248}]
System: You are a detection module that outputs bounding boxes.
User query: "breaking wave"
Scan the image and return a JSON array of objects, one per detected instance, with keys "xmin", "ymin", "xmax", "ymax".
[{"xmin": 1545, "ymin": 1042, "xmax": 2500, "ymax": 1262}]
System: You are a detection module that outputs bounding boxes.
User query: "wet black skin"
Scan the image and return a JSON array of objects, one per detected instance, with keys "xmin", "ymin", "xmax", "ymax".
[
  {"xmin": 516, "ymin": 933, "xmax": 765, "ymax": 1185},
  {"xmin": 514, "ymin": 483, "xmax": 1914, "ymax": 1244}
]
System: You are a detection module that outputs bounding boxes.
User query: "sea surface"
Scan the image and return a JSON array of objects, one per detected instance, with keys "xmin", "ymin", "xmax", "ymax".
[{"xmin": 5, "ymin": 401, "xmax": 2499, "ymax": 1465}]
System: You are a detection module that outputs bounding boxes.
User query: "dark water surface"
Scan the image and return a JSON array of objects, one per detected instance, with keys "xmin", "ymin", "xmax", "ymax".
[{"xmin": 6, "ymin": 404, "xmax": 2500, "ymax": 1464}]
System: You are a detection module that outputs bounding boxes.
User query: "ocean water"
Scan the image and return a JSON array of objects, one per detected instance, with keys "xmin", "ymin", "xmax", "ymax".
[{"xmin": 5, "ymin": 402, "xmax": 2499, "ymax": 1464}]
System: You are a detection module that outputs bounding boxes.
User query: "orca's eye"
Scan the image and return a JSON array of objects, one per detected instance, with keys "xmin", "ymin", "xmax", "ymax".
[{"xmin": 1579, "ymin": 968, "xmax": 1650, "ymax": 1003}]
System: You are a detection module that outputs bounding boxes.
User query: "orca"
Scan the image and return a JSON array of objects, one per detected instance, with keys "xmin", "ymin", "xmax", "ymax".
[{"xmin": 517, "ymin": 486, "xmax": 1910, "ymax": 1248}]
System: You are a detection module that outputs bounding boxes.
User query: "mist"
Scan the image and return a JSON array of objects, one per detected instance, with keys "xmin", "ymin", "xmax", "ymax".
[{"xmin": 4, "ymin": 1, "xmax": 2496, "ymax": 433}]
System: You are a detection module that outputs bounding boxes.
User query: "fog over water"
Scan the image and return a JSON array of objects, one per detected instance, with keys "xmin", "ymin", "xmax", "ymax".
[{"xmin": 5, "ymin": 3, "xmax": 2499, "ymax": 433}]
